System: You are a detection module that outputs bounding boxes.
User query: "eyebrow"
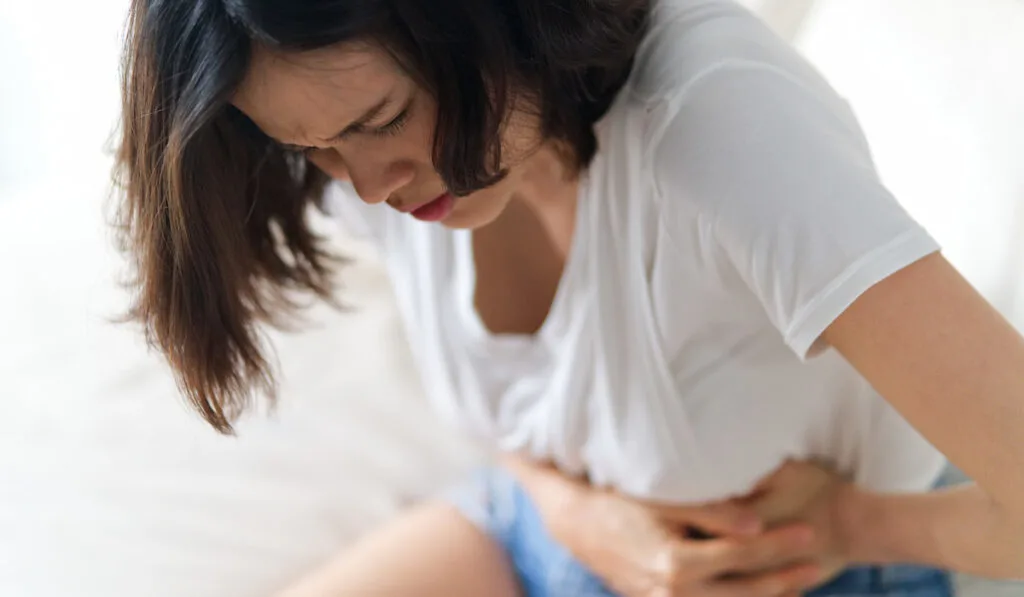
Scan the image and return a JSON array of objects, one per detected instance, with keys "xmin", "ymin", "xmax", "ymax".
[{"xmin": 278, "ymin": 95, "xmax": 392, "ymax": 151}]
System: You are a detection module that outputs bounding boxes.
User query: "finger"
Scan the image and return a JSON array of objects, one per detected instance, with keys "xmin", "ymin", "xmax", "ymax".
[
  {"xmin": 685, "ymin": 523, "xmax": 817, "ymax": 578},
  {"xmin": 723, "ymin": 524, "xmax": 819, "ymax": 575},
  {"xmin": 657, "ymin": 500, "xmax": 763, "ymax": 537},
  {"xmin": 705, "ymin": 563, "xmax": 823, "ymax": 597}
]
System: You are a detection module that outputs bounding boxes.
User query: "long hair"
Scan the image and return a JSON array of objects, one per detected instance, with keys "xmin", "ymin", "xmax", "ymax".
[{"xmin": 115, "ymin": 0, "xmax": 650, "ymax": 432}]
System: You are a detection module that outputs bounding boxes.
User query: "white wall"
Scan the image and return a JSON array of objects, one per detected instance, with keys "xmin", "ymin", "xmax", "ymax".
[
  {"xmin": 796, "ymin": 0, "xmax": 1024, "ymax": 321},
  {"xmin": 0, "ymin": 1, "xmax": 126, "ymax": 194}
]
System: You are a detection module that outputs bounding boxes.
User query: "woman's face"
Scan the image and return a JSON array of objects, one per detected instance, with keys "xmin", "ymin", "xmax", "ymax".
[{"xmin": 233, "ymin": 43, "xmax": 543, "ymax": 229}]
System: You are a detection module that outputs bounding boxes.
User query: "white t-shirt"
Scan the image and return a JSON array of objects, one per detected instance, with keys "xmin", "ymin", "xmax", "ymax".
[{"xmin": 327, "ymin": 0, "xmax": 946, "ymax": 503}]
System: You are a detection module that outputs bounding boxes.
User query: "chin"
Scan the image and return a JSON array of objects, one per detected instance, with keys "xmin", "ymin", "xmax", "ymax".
[{"xmin": 441, "ymin": 196, "xmax": 508, "ymax": 230}]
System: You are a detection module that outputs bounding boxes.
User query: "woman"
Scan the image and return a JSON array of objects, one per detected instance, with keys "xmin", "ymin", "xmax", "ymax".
[{"xmin": 116, "ymin": 0, "xmax": 1024, "ymax": 596}]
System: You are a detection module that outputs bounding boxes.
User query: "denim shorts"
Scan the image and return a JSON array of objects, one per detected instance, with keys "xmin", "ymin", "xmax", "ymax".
[{"xmin": 449, "ymin": 467, "xmax": 955, "ymax": 597}]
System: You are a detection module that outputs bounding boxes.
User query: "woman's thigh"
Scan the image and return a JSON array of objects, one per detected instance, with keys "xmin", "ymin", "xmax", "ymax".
[{"xmin": 275, "ymin": 501, "xmax": 521, "ymax": 597}]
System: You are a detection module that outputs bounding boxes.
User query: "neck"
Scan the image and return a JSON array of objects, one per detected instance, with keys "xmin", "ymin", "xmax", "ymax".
[{"xmin": 509, "ymin": 142, "xmax": 580, "ymax": 255}]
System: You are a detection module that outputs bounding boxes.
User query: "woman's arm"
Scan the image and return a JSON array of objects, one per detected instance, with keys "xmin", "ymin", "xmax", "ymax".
[
  {"xmin": 751, "ymin": 460, "xmax": 1024, "ymax": 579},
  {"xmin": 824, "ymin": 251, "xmax": 1024, "ymax": 575},
  {"xmin": 841, "ymin": 483, "xmax": 1024, "ymax": 578}
]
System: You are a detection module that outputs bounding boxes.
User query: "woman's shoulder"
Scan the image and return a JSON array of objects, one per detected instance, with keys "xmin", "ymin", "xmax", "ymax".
[
  {"xmin": 613, "ymin": 4, "xmax": 940, "ymax": 362},
  {"xmin": 616, "ymin": 1, "xmax": 870, "ymax": 210},
  {"xmin": 619, "ymin": 1, "xmax": 873, "ymax": 221},
  {"xmin": 626, "ymin": 0, "xmax": 827, "ymax": 106}
]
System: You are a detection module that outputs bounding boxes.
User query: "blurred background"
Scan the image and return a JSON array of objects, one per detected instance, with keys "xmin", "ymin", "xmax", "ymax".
[{"xmin": 0, "ymin": 1, "xmax": 1021, "ymax": 596}]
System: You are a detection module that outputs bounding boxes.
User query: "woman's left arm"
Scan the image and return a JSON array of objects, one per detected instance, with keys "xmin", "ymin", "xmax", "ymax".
[{"xmin": 823, "ymin": 251, "xmax": 1024, "ymax": 576}]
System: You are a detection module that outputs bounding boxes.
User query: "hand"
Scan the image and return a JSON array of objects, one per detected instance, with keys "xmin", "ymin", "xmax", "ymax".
[
  {"xmin": 744, "ymin": 460, "xmax": 858, "ymax": 584},
  {"xmin": 547, "ymin": 485, "xmax": 827, "ymax": 597}
]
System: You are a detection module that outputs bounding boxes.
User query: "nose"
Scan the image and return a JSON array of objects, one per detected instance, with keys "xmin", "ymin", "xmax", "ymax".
[{"xmin": 347, "ymin": 160, "xmax": 416, "ymax": 205}]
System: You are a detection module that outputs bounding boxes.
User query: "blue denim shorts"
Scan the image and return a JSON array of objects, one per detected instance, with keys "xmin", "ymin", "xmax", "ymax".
[{"xmin": 449, "ymin": 467, "xmax": 955, "ymax": 597}]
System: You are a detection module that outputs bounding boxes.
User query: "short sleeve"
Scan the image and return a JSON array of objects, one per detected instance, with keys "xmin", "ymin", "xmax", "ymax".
[{"xmin": 653, "ymin": 63, "xmax": 940, "ymax": 358}]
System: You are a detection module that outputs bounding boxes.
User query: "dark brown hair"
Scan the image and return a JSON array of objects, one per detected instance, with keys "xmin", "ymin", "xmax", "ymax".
[{"xmin": 116, "ymin": 0, "xmax": 649, "ymax": 432}]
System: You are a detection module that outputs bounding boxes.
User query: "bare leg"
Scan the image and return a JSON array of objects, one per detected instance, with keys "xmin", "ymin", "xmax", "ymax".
[{"xmin": 275, "ymin": 502, "xmax": 521, "ymax": 597}]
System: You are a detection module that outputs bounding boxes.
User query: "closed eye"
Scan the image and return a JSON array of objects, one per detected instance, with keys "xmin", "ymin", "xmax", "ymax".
[
  {"xmin": 370, "ymin": 105, "xmax": 410, "ymax": 138},
  {"xmin": 277, "ymin": 96, "xmax": 413, "ymax": 152}
]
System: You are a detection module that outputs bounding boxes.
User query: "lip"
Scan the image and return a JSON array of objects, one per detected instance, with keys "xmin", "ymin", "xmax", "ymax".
[
  {"xmin": 395, "ymin": 192, "xmax": 449, "ymax": 214},
  {"xmin": 409, "ymin": 192, "xmax": 455, "ymax": 222}
]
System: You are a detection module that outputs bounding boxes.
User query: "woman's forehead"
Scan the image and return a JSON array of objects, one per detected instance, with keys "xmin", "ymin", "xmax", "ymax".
[{"xmin": 232, "ymin": 43, "xmax": 405, "ymax": 146}]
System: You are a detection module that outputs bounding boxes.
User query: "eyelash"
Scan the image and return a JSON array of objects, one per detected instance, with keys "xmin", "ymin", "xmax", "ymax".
[
  {"xmin": 370, "ymin": 107, "xmax": 410, "ymax": 138},
  {"xmin": 291, "ymin": 103, "xmax": 411, "ymax": 154}
]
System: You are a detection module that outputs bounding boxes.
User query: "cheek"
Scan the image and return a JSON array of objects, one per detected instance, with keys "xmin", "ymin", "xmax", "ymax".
[{"xmin": 408, "ymin": 98, "xmax": 439, "ymax": 162}]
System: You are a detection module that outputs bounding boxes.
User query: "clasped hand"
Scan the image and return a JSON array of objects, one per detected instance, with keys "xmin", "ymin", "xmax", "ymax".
[{"xmin": 543, "ymin": 461, "xmax": 854, "ymax": 597}]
